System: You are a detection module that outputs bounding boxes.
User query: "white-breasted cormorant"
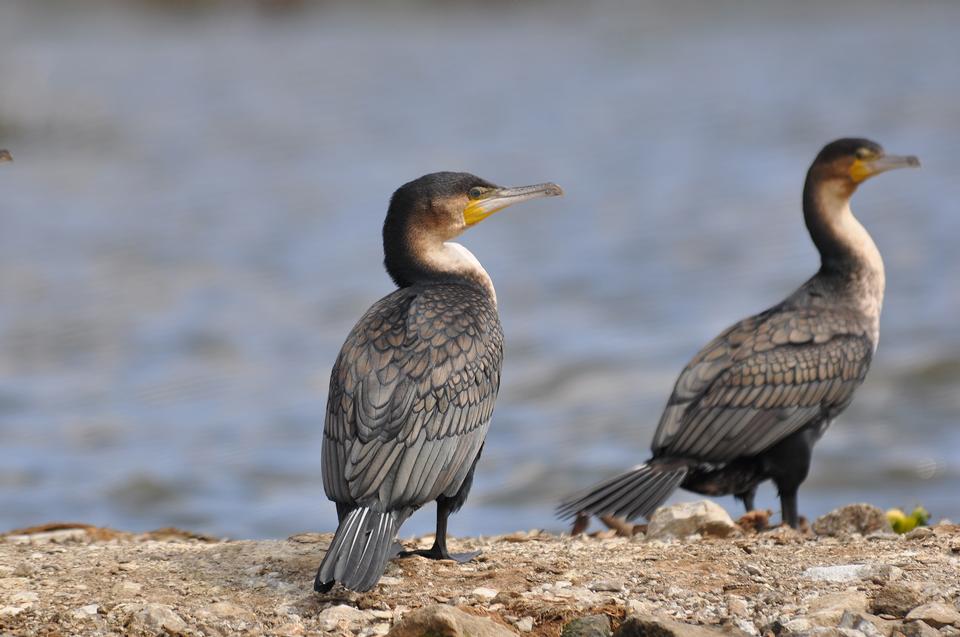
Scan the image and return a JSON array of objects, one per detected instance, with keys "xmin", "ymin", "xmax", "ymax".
[
  {"xmin": 316, "ymin": 172, "xmax": 562, "ymax": 592},
  {"xmin": 559, "ymin": 138, "xmax": 918, "ymax": 529}
]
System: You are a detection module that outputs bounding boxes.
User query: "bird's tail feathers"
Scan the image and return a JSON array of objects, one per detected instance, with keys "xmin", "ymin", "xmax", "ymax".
[
  {"xmin": 556, "ymin": 461, "xmax": 687, "ymax": 522},
  {"xmin": 314, "ymin": 507, "xmax": 403, "ymax": 593}
]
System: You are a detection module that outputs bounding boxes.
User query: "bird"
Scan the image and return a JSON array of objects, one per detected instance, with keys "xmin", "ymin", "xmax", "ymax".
[
  {"xmin": 315, "ymin": 172, "xmax": 562, "ymax": 592},
  {"xmin": 0, "ymin": 150, "xmax": 11, "ymax": 162},
  {"xmin": 558, "ymin": 138, "xmax": 918, "ymax": 529}
]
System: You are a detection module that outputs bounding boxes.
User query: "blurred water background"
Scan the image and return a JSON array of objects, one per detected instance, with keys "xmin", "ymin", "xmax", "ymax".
[{"xmin": 0, "ymin": 0, "xmax": 958, "ymax": 539}]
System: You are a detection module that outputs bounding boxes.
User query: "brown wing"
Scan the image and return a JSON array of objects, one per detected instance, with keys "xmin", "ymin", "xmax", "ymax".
[
  {"xmin": 652, "ymin": 305, "xmax": 873, "ymax": 462},
  {"xmin": 322, "ymin": 283, "xmax": 503, "ymax": 511}
]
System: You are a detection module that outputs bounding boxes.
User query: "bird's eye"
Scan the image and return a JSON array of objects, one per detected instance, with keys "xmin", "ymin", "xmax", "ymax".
[
  {"xmin": 855, "ymin": 148, "xmax": 872, "ymax": 159},
  {"xmin": 468, "ymin": 187, "xmax": 485, "ymax": 199}
]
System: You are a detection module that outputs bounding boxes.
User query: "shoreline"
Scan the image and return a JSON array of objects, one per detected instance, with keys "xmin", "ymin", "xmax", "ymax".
[{"xmin": 1, "ymin": 505, "xmax": 958, "ymax": 637}]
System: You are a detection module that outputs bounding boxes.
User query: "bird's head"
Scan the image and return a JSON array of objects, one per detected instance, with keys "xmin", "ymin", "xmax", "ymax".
[
  {"xmin": 808, "ymin": 138, "xmax": 919, "ymax": 193},
  {"xmin": 384, "ymin": 172, "xmax": 563, "ymax": 244},
  {"xmin": 0, "ymin": 149, "xmax": 11, "ymax": 163}
]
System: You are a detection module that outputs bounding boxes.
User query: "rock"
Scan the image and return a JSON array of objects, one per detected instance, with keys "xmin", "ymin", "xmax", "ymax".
[
  {"xmin": 561, "ymin": 614, "xmax": 612, "ymax": 637},
  {"xmin": 647, "ymin": 501, "xmax": 739, "ymax": 540},
  {"xmin": 319, "ymin": 604, "xmax": 374, "ymax": 632},
  {"xmin": 905, "ymin": 603, "xmax": 960, "ymax": 629},
  {"xmin": 472, "ymin": 587, "xmax": 499, "ymax": 602},
  {"xmin": 727, "ymin": 596, "xmax": 750, "ymax": 618},
  {"xmin": 898, "ymin": 620, "xmax": 941, "ymax": 637},
  {"xmin": 813, "ymin": 504, "xmax": 889, "ymax": 537},
  {"xmin": 615, "ymin": 615, "xmax": 741, "ymax": 637},
  {"xmin": 71, "ymin": 604, "xmax": 100, "ymax": 619},
  {"xmin": 516, "ymin": 617, "xmax": 534, "ymax": 632},
  {"xmin": 9, "ymin": 591, "xmax": 39, "ymax": 606},
  {"xmin": 204, "ymin": 601, "xmax": 258, "ymax": 624},
  {"xmin": 588, "ymin": 579, "xmax": 624, "ymax": 592},
  {"xmin": 803, "ymin": 564, "xmax": 875, "ymax": 582},
  {"xmin": 904, "ymin": 528, "xmax": 934, "ymax": 541},
  {"xmin": 386, "ymin": 605, "xmax": 517, "ymax": 637},
  {"xmin": 838, "ymin": 611, "xmax": 884, "ymax": 637},
  {"xmin": 810, "ymin": 592, "xmax": 869, "ymax": 615},
  {"xmin": 0, "ymin": 606, "xmax": 25, "ymax": 618},
  {"xmin": 124, "ymin": 603, "xmax": 188, "ymax": 635},
  {"xmin": 871, "ymin": 583, "xmax": 927, "ymax": 617},
  {"xmin": 783, "ymin": 618, "xmax": 814, "ymax": 633}
]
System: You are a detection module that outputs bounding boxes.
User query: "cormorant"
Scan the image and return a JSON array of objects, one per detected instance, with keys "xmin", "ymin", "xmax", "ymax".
[
  {"xmin": 316, "ymin": 172, "xmax": 562, "ymax": 592},
  {"xmin": 559, "ymin": 138, "xmax": 918, "ymax": 529}
]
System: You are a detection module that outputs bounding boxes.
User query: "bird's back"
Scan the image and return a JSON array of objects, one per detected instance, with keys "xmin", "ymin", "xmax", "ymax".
[
  {"xmin": 652, "ymin": 282, "xmax": 876, "ymax": 463},
  {"xmin": 322, "ymin": 282, "xmax": 503, "ymax": 511}
]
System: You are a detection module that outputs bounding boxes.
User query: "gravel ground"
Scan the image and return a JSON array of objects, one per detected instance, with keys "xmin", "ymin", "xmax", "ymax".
[{"xmin": 1, "ymin": 512, "xmax": 958, "ymax": 637}]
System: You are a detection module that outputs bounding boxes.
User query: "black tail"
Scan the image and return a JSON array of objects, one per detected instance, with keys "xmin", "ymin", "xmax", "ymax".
[
  {"xmin": 557, "ymin": 461, "xmax": 687, "ymax": 522},
  {"xmin": 314, "ymin": 507, "xmax": 402, "ymax": 593}
]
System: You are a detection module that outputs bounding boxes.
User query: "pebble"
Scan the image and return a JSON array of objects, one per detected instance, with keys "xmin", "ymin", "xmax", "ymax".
[
  {"xmin": 727, "ymin": 596, "xmax": 749, "ymax": 618},
  {"xmin": 318, "ymin": 604, "xmax": 373, "ymax": 631},
  {"xmin": 561, "ymin": 614, "xmax": 612, "ymax": 637},
  {"xmin": 647, "ymin": 501, "xmax": 739, "ymax": 540},
  {"xmin": 812, "ymin": 504, "xmax": 889, "ymax": 537},
  {"xmin": 0, "ymin": 606, "xmax": 25, "ymax": 618},
  {"xmin": 899, "ymin": 620, "xmax": 941, "ymax": 637},
  {"xmin": 516, "ymin": 616, "xmax": 535, "ymax": 632},
  {"xmin": 472, "ymin": 587, "xmax": 499, "ymax": 602},
  {"xmin": 588, "ymin": 579, "xmax": 624, "ymax": 592},
  {"xmin": 204, "ymin": 600, "xmax": 257, "ymax": 623},
  {"xmin": 72, "ymin": 604, "xmax": 99, "ymax": 618},
  {"xmin": 803, "ymin": 564, "xmax": 875, "ymax": 582},
  {"xmin": 9, "ymin": 591, "xmax": 39, "ymax": 606},
  {"xmin": 906, "ymin": 603, "xmax": 960, "ymax": 628},
  {"xmin": 870, "ymin": 582, "xmax": 926, "ymax": 616},
  {"xmin": 125, "ymin": 603, "xmax": 188, "ymax": 634}
]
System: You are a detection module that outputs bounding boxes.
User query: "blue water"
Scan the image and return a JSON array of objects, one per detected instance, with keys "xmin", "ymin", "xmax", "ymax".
[{"xmin": 0, "ymin": 0, "xmax": 958, "ymax": 539}]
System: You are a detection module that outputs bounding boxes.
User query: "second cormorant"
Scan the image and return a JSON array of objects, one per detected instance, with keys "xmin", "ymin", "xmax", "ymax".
[
  {"xmin": 316, "ymin": 172, "xmax": 562, "ymax": 592},
  {"xmin": 559, "ymin": 138, "xmax": 918, "ymax": 529}
]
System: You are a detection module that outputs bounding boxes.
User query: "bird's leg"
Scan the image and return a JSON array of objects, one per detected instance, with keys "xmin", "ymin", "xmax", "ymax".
[
  {"xmin": 399, "ymin": 498, "xmax": 479, "ymax": 563},
  {"xmin": 780, "ymin": 490, "xmax": 800, "ymax": 529},
  {"xmin": 737, "ymin": 487, "xmax": 757, "ymax": 513}
]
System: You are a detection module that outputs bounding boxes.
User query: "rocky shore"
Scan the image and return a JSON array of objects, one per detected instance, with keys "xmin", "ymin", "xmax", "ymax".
[{"xmin": 1, "ymin": 503, "xmax": 959, "ymax": 637}]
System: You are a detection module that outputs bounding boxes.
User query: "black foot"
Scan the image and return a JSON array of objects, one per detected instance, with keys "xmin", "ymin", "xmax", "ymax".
[{"xmin": 399, "ymin": 547, "xmax": 481, "ymax": 563}]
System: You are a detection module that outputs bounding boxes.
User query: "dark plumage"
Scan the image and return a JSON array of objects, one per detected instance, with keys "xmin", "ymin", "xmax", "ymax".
[
  {"xmin": 559, "ymin": 138, "xmax": 918, "ymax": 528},
  {"xmin": 316, "ymin": 172, "xmax": 561, "ymax": 592}
]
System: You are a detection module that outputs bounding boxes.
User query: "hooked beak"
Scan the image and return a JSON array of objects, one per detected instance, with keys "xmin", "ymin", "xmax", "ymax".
[
  {"xmin": 464, "ymin": 182, "xmax": 564, "ymax": 226},
  {"xmin": 850, "ymin": 153, "xmax": 920, "ymax": 183},
  {"xmin": 0, "ymin": 150, "xmax": 11, "ymax": 163}
]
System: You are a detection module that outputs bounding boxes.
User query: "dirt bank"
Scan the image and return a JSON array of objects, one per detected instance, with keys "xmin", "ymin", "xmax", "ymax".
[{"xmin": 1, "ymin": 510, "xmax": 958, "ymax": 637}]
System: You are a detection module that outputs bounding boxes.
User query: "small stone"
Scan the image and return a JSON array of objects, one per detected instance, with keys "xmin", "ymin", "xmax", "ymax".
[
  {"xmin": 276, "ymin": 621, "xmax": 305, "ymax": 636},
  {"xmin": 899, "ymin": 620, "xmax": 941, "ymax": 637},
  {"xmin": 615, "ymin": 615, "xmax": 737, "ymax": 637},
  {"xmin": 871, "ymin": 583, "xmax": 927, "ymax": 617},
  {"xmin": 813, "ymin": 504, "xmax": 889, "ymax": 537},
  {"xmin": 11, "ymin": 563, "xmax": 36, "ymax": 578},
  {"xmin": 905, "ymin": 527, "xmax": 934, "ymax": 541},
  {"xmin": 727, "ymin": 596, "xmax": 749, "ymax": 618},
  {"xmin": 626, "ymin": 599, "xmax": 655, "ymax": 616},
  {"xmin": 783, "ymin": 617, "xmax": 813, "ymax": 633},
  {"xmin": 733, "ymin": 618, "xmax": 758, "ymax": 636},
  {"xmin": 0, "ymin": 606, "xmax": 25, "ymax": 618},
  {"xmin": 647, "ymin": 501, "xmax": 739, "ymax": 540},
  {"xmin": 562, "ymin": 614, "xmax": 612, "ymax": 637},
  {"xmin": 906, "ymin": 603, "xmax": 960, "ymax": 629},
  {"xmin": 472, "ymin": 587, "xmax": 499, "ymax": 602},
  {"xmin": 113, "ymin": 581, "xmax": 143, "ymax": 596},
  {"xmin": 516, "ymin": 617, "xmax": 535, "ymax": 632},
  {"xmin": 319, "ymin": 604, "xmax": 373, "ymax": 631},
  {"xmin": 588, "ymin": 580, "xmax": 624, "ymax": 592},
  {"xmin": 837, "ymin": 611, "xmax": 884, "ymax": 637},
  {"xmin": 387, "ymin": 604, "xmax": 516, "ymax": 637},
  {"xmin": 370, "ymin": 623, "xmax": 390, "ymax": 636},
  {"xmin": 205, "ymin": 601, "xmax": 257, "ymax": 623},
  {"xmin": 803, "ymin": 564, "xmax": 878, "ymax": 582},
  {"xmin": 125, "ymin": 603, "xmax": 188, "ymax": 634},
  {"xmin": 9, "ymin": 591, "xmax": 38, "ymax": 605},
  {"xmin": 72, "ymin": 604, "xmax": 100, "ymax": 618}
]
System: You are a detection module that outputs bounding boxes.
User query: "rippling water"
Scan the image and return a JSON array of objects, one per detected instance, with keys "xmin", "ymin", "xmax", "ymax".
[{"xmin": 1, "ymin": 0, "xmax": 958, "ymax": 538}]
